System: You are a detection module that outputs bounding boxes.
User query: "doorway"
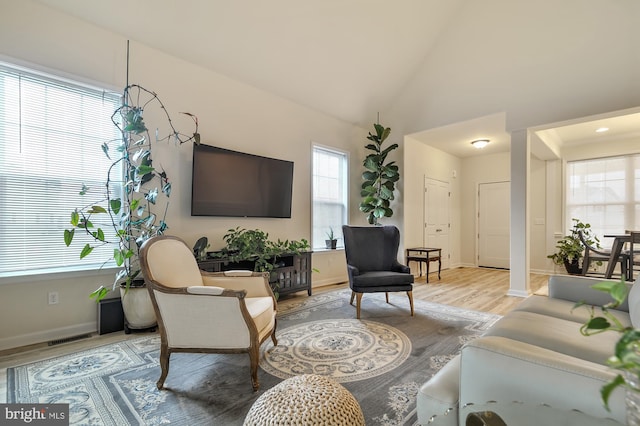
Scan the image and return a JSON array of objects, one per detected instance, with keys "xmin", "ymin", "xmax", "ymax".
[
  {"xmin": 478, "ymin": 181, "xmax": 510, "ymax": 269},
  {"xmin": 423, "ymin": 177, "xmax": 450, "ymax": 270}
]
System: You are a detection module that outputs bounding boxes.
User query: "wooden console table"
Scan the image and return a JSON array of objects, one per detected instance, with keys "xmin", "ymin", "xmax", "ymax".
[
  {"xmin": 197, "ymin": 252, "xmax": 312, "ymax": 297},
  {"xmin": 405, "ymin": 247, "xmax": 441, "ymax": 283}
]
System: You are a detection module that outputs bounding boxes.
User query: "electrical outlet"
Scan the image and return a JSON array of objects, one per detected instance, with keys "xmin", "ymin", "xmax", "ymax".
[{"xmin": 48, "ymin": 291, "xmax": 59, "ymax": 305}]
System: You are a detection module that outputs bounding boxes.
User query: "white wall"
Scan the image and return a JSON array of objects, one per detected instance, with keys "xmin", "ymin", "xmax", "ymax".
[
  {"xmin": 390, "ymin": 0, "xmax": 640, "ymax": 285},
  {"xmin": 0, "ymin": 0, "xmax": 358, "ymax": 349}
]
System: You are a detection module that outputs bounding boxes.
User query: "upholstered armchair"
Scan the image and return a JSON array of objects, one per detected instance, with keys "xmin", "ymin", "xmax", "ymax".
[
  {"xmin": 342, "ymin": 225, "xmax": 414, "ymax": 319},
  {"xmin": 139, "ymin": 235, "xmax": 278, "ymax": 391}
]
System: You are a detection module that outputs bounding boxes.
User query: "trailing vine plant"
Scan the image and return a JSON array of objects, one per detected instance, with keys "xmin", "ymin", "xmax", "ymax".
[
  {"xmin": 64, "ymin": 84, "xmax": 200, "ymax": 302},
  {"xmin": 359, "ymin": 122, "xmax": 400, "ymax": 225}
]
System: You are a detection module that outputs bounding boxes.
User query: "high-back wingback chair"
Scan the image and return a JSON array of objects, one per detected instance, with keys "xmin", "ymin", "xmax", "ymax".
[
  {"xmin": 342, "ymin": 225, "xmax": 414, "ymax": 319},
  {"xmin": 139, "ymin": 235, "xmax": 278, "ymax": 391}
]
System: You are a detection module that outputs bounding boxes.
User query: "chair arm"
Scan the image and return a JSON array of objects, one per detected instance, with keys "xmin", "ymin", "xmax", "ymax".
[
  {"xmin": 187, "ymin": 286, "xmax": 246, "ymax": 297},
  {"xmin": 391, "ymin": 260, "xmax": 410, "ymax": 274},
  {"xmin": 200, "ymin": 271, "xmax": 275, "ymax": 300},
  {"xmin": 346, "ymin": 264, "xmax": 360, "ymax": 276},
  {"xmin": 548, "ymin": 275, "xmax": 630, "ymax": 311}
]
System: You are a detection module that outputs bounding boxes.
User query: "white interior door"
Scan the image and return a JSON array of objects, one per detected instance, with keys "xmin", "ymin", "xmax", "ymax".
[
  {"xmin": 424, "ymin": 177, "xmax": 450, "ymax": 270},
  {"xmin": 478, "ymin": 181, "xmax": 510, "ymax": 269}
]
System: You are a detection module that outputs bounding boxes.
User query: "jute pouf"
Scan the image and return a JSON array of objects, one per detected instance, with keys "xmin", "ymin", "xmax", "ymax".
[{"xmin": 243, "ymin": 374, "xmax": 365, "ymax": 425}]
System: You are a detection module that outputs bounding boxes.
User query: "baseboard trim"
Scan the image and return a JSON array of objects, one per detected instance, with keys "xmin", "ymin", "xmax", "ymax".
[{"xmin": 0, "ymin": 322, "xmax": 96, "ymax": 352}]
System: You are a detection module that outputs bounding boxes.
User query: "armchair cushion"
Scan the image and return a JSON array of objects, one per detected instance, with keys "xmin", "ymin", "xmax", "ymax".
[
  {"xmin": 352, "ymin": 271, "xmax": 414, "ymax": 288},
  {"xmin": 246, "ymin": 297, "xmax": 277, "ymax": 338}
]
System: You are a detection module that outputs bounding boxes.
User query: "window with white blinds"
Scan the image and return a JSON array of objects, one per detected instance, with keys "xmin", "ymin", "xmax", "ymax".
[
  {"xmin": 0, "ymin": 63, "xmax": 122, "ymax": 277},
  {"xmin": 312, "ymin": 145, "xmax": 348, "ymax": 250},
  {"xmin": 566, "ymin": 154, "xmax": 640, "ymax": 244}
]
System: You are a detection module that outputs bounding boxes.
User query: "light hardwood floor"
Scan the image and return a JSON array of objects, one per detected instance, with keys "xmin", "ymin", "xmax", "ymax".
[{"xmin": 0, "ymin": 266, "xmax": 549, "ymax": 400}]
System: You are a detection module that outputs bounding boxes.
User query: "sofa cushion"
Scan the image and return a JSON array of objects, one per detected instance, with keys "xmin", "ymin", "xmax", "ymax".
[
  {"xmin": 514, "ymin": 294, "xmax": 632, "ymax": 327},
  {"xmin": 483, "ymin": 311, "xmax": 618, "ymax": 365}
]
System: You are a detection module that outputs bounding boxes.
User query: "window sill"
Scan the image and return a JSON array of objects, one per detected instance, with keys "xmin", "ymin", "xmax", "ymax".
[{"xmin": 0, "ymin": 266, "xmax": 119, "ymax": 285}]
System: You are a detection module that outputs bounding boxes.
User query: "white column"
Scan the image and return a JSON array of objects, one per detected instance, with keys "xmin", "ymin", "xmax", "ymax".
[{"xmin": 509, "ymin": 129, "xmax": 530, "ymax": 297}]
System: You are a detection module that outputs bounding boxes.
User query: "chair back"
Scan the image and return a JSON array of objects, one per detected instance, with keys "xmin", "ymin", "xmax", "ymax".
[
  {"xmin": 342, "ymin": 225, "xmax": 401, "ymax": 272},
  {"xmin": 140, "ymin": 235, "xmax": 204, "ymax": 288}
]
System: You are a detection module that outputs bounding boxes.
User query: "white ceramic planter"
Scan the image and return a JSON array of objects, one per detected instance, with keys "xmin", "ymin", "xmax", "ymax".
[{"xmin": 120, "ymin": 286, "xmax": 156, "ymax": 332}]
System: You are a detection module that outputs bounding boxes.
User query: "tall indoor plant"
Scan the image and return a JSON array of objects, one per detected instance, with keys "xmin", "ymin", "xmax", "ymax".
[
  {"xmin": 359, "ymin": 122, "xmax": 400, "ymax": 225},
  {"xmin": 64, "ymin": 83, "xmax": 199, "ymax": 329}
]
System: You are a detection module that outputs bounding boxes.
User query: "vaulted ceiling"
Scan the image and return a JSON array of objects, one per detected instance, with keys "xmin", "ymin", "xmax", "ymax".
[
  {"xmin": 33, "ymin": 0, "xmax": 640, "ymax": 158},
  {"xmin": 35, "ymin": 0, "xmax": 463, "ymax": 127}
]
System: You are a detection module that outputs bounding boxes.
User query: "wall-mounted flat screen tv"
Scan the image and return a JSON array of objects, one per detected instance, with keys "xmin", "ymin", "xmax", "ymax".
[{"xmin": 191, "ymin": 144, "xmax": 294, "ymax": 218}]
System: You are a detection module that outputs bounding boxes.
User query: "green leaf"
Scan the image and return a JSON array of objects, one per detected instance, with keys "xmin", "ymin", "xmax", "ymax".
[
  {"xmin": 64, "ymin": 229, "xmax": 74, "ymax": 246},
  {"xmin": 89, "ymin": 286, "xmax": 109, "ymax": 303},
  {"xmin": 145, "ymin": 188, "xmax": 158, "ymax": 205},
  {"xmin": 130, "ymin": 198, "xmax": 140, "ymax": 212},
  {"xmin": 110, "ymin": 199, "xmax": 122, "ymax": 215},
  {"xmin": 95, "ymin": 228, "xmax": 105, "ymax": 242},
  {"xmin": 114, "ymin": 249, "xmax": 124, "ymax": 266},
  {"xmin": 137, "ymin": 164, "xmax": 155, "ymax": 175},
  {"xmin": 585, "ymin": 317, "xmax": 611, "ymax": 330},
  {"xmin": 79, "ymin": 184, "xmax": 89, "ymax": 196},
  {"xmin": 80, "ymin": 244, "xmax": 93, "ymax": 259},
  {"xmin": 70, "ymin": 211, "xmax": 79, "ymax": 226},
  {"xmin": 601, "ymin": 374, "xmax": 625, "ymax": 410},
  {"xmin": 163, "ymin": 182, "xmax": 172, "ymax": 197},
  {"xmin": 101, "ymin": 142, "xmax": 110, "ymax": 160},
  {"xmin": 88, "ymin": 205, "xmax": 107, "ymax": 214}
]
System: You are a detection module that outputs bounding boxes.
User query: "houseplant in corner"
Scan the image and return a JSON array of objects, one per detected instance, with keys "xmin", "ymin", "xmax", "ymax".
[
  {"xmin": 64, "ymin": 83, "xmax": 199, "ymax": 332},
  {"xmin": 359, "ymin": 122, "xmax": 400, "ymax": 225},
  {"xmin": 547, "ymin": 218, "xmax": 600, "ymax": 274}
]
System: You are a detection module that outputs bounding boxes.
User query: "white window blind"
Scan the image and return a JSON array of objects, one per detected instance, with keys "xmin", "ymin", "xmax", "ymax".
[
  {"xmin": 0, "ymin": 63, "xmax": 122, "ymax": 276},
  {"xmin": 566, "ymin": 154, "xmax": 640, "ymax": 245},
  {"xmin": 312, "ymin": 145, "xmax": 348, "ymax": 250}
]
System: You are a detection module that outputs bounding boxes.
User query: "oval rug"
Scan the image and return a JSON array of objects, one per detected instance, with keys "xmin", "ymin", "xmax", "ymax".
[{"xmin": 260, "ymin": 319, "xmax": 411, "ymax": 383}]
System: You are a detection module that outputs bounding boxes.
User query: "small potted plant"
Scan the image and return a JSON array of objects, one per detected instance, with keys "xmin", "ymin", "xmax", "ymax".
[
  {"xmin": 547, "ymin": 218, "xmax": 600, "ymax": 274},
  {"xmin": 325, "ymin": 228, "xmax": 338, "ymax": 249}
]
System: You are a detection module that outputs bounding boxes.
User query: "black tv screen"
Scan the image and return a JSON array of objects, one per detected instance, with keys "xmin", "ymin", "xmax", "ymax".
[{"xmin": 191, "ymin": 144, "xmax": 294, "ymax": 218}]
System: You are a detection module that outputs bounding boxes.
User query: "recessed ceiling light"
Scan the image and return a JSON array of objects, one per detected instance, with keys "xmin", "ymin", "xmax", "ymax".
[
  {"xmin": 596, "ymin": 127, "xmax": 609, "ymax": 133},
  {"xmin": 471, "ymin": 139, "xmax": 490, "ymax": 149}
]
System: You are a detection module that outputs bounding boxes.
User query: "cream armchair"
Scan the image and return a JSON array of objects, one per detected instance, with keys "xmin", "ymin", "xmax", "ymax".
[{"xmin": 139, "ymin": 235, "xmax": 278, "ymax": 391}]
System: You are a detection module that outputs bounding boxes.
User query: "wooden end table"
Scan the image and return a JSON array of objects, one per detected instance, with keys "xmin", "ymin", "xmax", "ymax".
[{"xmin": 405, "ymin": 247, "xmax": 442, "ymax": 283}]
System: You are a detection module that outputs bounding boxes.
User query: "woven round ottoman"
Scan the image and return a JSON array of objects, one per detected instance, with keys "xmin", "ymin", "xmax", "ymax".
[{"xmin": 244, "ymin": 374, "xmax": 365, "ymax": 425}]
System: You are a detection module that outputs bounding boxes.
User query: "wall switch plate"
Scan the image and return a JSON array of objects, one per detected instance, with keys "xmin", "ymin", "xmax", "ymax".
[{"xmin": 48, "ymin": 291, "xmax": 59, "ymax": 305}]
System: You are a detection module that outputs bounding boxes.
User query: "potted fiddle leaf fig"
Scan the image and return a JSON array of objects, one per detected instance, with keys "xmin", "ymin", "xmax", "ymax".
[
  {"xmin": 64, "ymin": 84, "xmax": 199, "ymax": 332},
  {"xmin": 359, "ymin": 122, "xmax": 400, "ymax": 225}
]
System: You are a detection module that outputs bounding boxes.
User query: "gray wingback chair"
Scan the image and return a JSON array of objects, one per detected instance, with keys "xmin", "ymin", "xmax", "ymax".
[{"xmin": 342, "ymin": 225, "xmax": 414, "ymax": 319}]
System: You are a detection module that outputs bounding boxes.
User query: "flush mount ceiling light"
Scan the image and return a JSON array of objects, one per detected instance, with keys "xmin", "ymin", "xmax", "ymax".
[
  {"xmin": 595, "ymin": 127, "xmax": 609, "ymax": 133},
  {"xmin": 471, "ymin": 139, "xmax": 490, "ymax": 149}
]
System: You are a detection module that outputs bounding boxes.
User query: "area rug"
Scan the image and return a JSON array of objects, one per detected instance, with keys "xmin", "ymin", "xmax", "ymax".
[{"xmin": 6, "ymin": 288, "xmax": 501, "ymax": 425}]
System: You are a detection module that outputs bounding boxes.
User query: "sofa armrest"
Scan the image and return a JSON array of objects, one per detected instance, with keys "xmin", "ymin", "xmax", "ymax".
[
  {"xmin": 459, "ymin": 335, "xmax": 625, "ymax": 425},
  {"xmin": 548, "ymin": 275, "xmax": 630, "ymax": 312}
]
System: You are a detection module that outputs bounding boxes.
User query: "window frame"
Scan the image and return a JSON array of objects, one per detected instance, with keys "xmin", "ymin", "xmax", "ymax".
[
  {"xmin": 0, "ymin": 60, "xmax": 122, "ymax": 279},
  {"xmin": 311, "ymin": 143, "xmax": 349, "ymax": 251}
]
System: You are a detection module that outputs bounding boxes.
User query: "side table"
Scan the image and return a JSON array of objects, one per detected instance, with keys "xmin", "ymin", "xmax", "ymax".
[{"xmin": 406, "ymin": 247, "xmax": 441, "ymax": 283}]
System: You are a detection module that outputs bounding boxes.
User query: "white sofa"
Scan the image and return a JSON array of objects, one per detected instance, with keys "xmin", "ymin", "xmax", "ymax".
[{"xmin": 417, "ymin": 275, "xmax": 635, "ymax": 425}]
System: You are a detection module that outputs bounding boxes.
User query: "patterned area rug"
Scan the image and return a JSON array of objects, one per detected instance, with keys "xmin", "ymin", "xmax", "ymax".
[{"xmin": 6, "ymin": 288, "xmax": 500, "ymax": 425}]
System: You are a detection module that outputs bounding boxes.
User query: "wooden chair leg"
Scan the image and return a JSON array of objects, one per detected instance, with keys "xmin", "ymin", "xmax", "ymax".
[
  {"xmin": 350, "ymin": 291, "xmax": 356, "ymax": 306},
  {"xmin": 355, "ymin": 292, "xmax": 363, "ymax": 319},
  {"xmin": 157, "ymin": 344, "xmax": 170, "ymax": 389},
  {"xmin": 407, "ymin": 291, "xmax": 414, "ymax": 316},
  {"xmin": 385, "ymin": 292, "xmax": 389, "ymax": 303},
  {"xmin": 249, "ymin": 345, "xmax": 260, "ymax": 391},
  {"xmin": 270, "ymin": 319, "xmax": 278, "ymax": 346}
]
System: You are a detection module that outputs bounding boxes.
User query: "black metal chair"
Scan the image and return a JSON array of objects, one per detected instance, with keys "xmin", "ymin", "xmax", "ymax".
[
  {"xmin": 342, "ymin": 225, "xmax": 414, "ymax": 319},
  {"xmin": 578, "ymin": 230, "xmax": 628, "ymax": 278}
]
